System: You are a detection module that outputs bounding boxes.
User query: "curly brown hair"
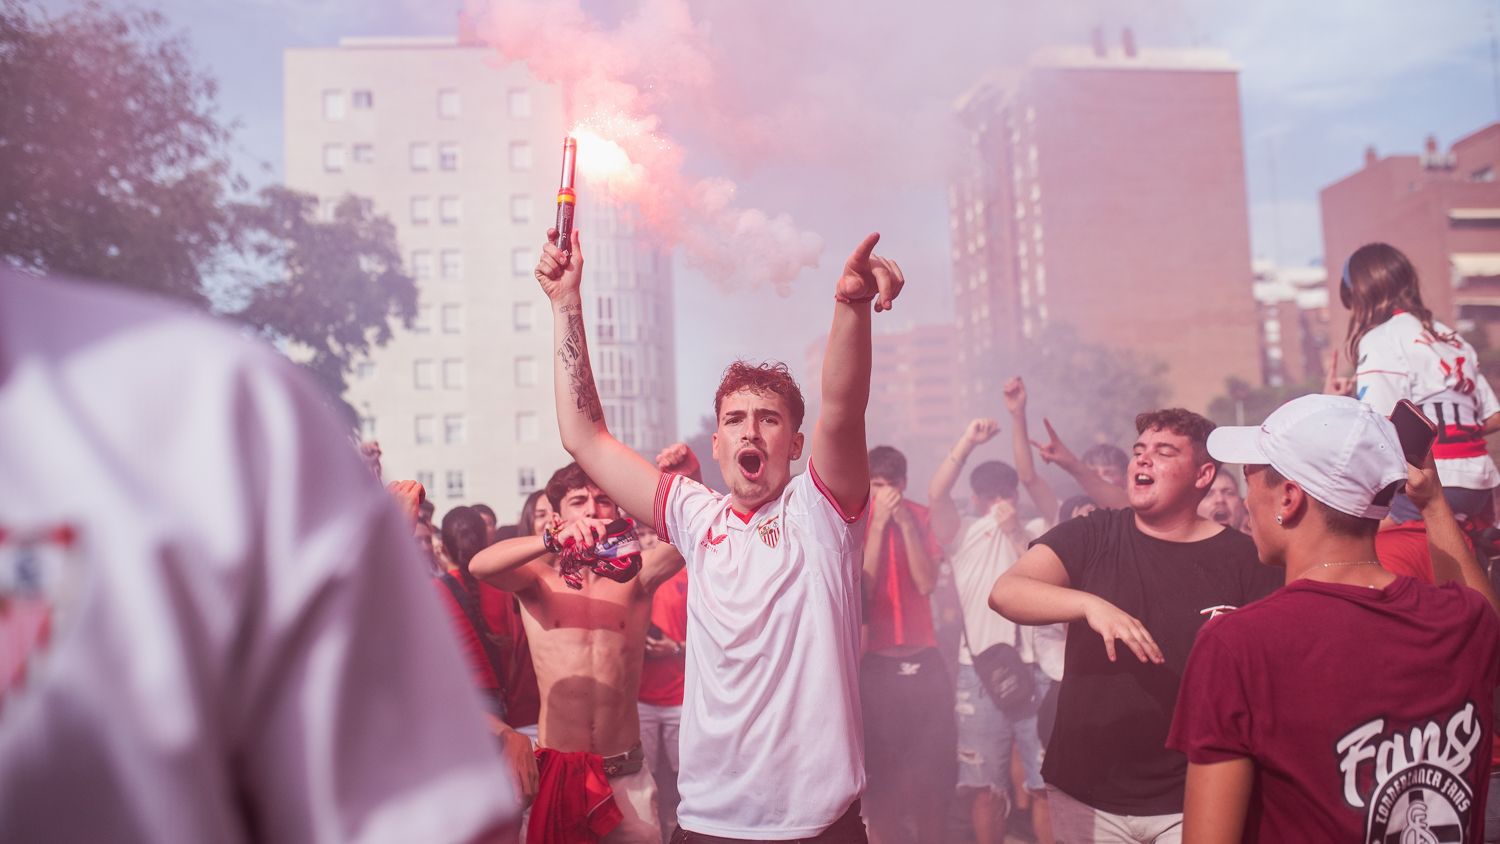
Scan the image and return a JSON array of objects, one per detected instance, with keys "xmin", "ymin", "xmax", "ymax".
[
  {"xmin": 1135, "ymin": 408, "xmax": 1218, "ymax": 472},
  {"xmin": 713, "ymin": 360, "xmax": 806, "ymax": 430}
]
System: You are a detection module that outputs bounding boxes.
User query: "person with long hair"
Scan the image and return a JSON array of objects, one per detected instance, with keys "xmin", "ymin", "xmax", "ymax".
[
  {"xmin": 1341, "ymin": 242, "xmax": 1500, "ymax": 529},
  {"xmin": 432, "ymin": 505, "xmax": 540, "ymax": 805},
  {"xmin": 518, "ymin": 489, "xmax": 557, "ymax": 537}
]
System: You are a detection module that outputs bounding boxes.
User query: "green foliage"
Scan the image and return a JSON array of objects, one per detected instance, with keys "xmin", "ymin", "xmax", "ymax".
[
  {"xmin": 0, "ymin": 1, "xmax": 415, "ymax": 423},
  {"xmin": 1013, "ymin": 323, "xmax": 1170, "ymax": 450},
  {"xmin": 1206, "ymin": 376, "xmax": 1321, "ymax": 427},
  {"xmin": 226, "ymin": 190, "xmax": 418, "ymax": 420}
]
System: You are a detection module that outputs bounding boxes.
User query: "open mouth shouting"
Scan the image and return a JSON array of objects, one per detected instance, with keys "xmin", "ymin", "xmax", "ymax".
[
  {"xmin": 1133, "ymin": 472, "xmax": 1155, "ymax": 488},
  {"xmin": 736, "ymin": 447, "xmax": 767, "ymax": 482}
]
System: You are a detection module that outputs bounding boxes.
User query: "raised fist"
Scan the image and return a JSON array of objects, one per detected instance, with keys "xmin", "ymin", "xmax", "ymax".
[
  {"xmin": 964, "ymin": 418, "xmax": 1000, "ymax": 447},
  {"xmin": 1002, "ymin": 377, "xmax": 1027, "ymax": 415}
]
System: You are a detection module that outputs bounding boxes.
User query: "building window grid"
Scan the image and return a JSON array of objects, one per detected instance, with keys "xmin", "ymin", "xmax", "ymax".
[
  {"xmin": 322, "ymin": 90, "xmax": 345, "ymax": 120},
  {"xmin": 518, "ymin": 467, "xmax": 537, "ymax": 493},
  {"xmin": 410, "ymin": 143, "xmax": 432, "ymax": 171},
  {"xmin": 352, "ymin": 144, "xmax": 374, "ymax": 164},
  {"xmin": 442, "ymin": 359, "xmax": 465, "ymax": 389},
  {"xmin": 322, "ymin": 144, "xmax": 345, "ymax": 172},
  {"xmin": 439, "ymin": 195, "xmax": 461, "ymax": 225},
  {"xmin": 413, "ymin": 360, "xmax": 435, "ymax": 390},
  {"xmin": 414, "ymin": 414, "xmax": 435, "ymax": 444},
  {"xmin": 352, "ymin": 90, "xmax": 374, "ymax": 109},
  {"xmin": 446, "ymin": 470, "xmax": 465, "ymax": 499},
  {"xmin": 438, "ymin": 89, "xmax": 461, "ymax": 119},
  {"xmin": 439, "ymin": 143, "xmax": 460, "ymax": 171},
  {"xmin": 444, "ymin": 415, "xmax": 466, "ymax": 445}
]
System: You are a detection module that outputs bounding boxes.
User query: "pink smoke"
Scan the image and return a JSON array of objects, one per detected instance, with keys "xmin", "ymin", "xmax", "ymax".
[{"xmin": 467, "ymin": 0, "xmax": 823, "ymax": 295}]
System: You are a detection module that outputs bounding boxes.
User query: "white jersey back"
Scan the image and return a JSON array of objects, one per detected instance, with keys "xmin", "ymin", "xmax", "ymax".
[
  {"xmin": 653, "ymin": 466, "xmax": 865, "ymax": 839},
  {"xmin": 0, "ymin": 273, "xmax": 517, "ymax": 842},
  {"xmin": 1355, "ymin": 312, "xmax": 1500, "ymax": 490}
]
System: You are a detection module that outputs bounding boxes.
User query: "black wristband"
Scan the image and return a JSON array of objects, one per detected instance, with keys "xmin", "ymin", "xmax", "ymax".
[{"xmin": 541, "ymin": 525, "xmax": 563, "ymax": 554}]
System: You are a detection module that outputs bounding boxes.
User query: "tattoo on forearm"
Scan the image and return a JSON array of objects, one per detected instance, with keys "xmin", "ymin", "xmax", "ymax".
[{"xmin": 558, "ymin": 306, "xmax": 604, "ymax": 423}]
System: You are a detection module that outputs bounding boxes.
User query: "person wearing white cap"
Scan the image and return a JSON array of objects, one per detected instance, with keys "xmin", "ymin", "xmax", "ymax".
[{"xmin": 1169, "ymin": 394, "xmax": 1500, "ymax": 843}]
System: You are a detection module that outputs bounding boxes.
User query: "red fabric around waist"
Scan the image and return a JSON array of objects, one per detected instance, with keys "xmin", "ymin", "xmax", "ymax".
[
  {"xmin": 1434, "ymin": 425, "xmax": 1489, "ymax": 459},
  {"xmin": 528, "ymin": 749, "xmax": 622, "ymax": 844}
]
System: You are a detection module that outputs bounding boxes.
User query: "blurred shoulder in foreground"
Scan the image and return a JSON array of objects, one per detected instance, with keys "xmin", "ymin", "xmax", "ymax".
[{"xmin": 0, "ymin": 270, "xmax": 518, "ymax": 843}]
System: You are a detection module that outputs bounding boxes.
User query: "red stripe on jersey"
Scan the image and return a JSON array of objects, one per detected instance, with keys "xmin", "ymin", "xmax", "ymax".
[
  {"xmin": 809, "ymin": 460, "xmax": 865, "ymax": 524},
  {"xmin": 653, "ymin": 472, "xmax": 677, "ymax": 546}
]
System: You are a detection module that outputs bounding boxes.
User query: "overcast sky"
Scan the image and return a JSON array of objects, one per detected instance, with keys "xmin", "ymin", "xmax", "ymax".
[{"xmin": 51, "ymin": 0, "xmax": 1500, "ymax": 434}]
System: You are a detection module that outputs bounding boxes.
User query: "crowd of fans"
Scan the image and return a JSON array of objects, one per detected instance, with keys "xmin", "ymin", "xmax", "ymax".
[{"xmin": 8, "ymin": 235, "xmax": 1500, "ymax": 844}]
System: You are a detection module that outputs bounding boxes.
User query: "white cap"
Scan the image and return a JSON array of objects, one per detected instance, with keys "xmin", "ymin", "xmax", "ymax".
[{"xmin": 1206, "ymin": 394, "xmax": 1407, "ymax": 519}]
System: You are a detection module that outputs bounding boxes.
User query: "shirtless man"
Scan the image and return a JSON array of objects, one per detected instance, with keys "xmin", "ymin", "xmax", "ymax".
[{"xmin": 471, "ymin": 462, "xmax": 684, "ymax": 843}]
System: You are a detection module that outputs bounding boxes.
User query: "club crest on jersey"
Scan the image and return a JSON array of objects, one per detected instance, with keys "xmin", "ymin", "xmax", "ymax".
[
  {"xmin": 1336, "ymin": 702, "xmax": 1482, "ymax": 843},
  {"xmin": 757, "ymin": 516, "xmax": 781, "ymax": 549},
  {"xmin": 0, "ymin": 523, "xmax": 86, "ymax": 717}
]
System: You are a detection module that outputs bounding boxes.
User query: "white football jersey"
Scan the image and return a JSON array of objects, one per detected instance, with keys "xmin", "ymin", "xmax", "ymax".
[{"xmin": 653, "ymin": 466, "xmax": 866, "ymax": 839}]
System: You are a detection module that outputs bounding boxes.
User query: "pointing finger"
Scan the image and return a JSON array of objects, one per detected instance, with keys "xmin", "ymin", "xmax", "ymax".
[{"xmin": 847, "ymin": 232, "xmax": 880, "ymax": 268}]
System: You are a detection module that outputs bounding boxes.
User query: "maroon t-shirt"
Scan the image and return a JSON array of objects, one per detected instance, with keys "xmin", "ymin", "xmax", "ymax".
[{"xmin": 1169, "ymin": 576, "xmax": 1500, "ymax": 843}]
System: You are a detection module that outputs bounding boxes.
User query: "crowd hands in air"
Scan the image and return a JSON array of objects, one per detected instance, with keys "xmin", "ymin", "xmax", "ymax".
[{"xmin": 371, "ymin": 232, "xmax": 1500, "ymax": 844}]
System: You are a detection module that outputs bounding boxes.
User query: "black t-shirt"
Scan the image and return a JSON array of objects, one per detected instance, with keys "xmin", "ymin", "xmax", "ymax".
[{"xmin": 1033, "ymin": 507, "xmax": 1282, "ymax": 815}]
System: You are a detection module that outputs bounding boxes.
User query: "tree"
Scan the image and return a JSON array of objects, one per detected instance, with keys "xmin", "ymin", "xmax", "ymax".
[
  {"xmin": 1206, "ymin": 376, "xmax": 1320, "ymax": 428},
  {"xmin": 0, "ymin": 0, "xmax": 230, "ymax": 304},
  {"xmin": 1012, "ymin": 323, "xmax": 1170, "ymax": 451},
  {"xmin": 227, "ymin": 190, "xmax": 417, "ymax": 420},
  {"xmin": 0, "ymin": 1, "xmax": 415, "ymax": 423}
]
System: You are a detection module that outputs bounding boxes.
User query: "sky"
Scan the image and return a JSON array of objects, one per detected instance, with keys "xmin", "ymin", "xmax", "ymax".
[{"xmin": 48, "ymin": 0, "xmax": 1500, "ymax": 436}]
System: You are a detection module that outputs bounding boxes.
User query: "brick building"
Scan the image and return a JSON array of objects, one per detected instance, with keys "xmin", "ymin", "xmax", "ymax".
[
  {"xmin": 1251, "ymin": 261, "xmax": 1329, "ymax": 388},
  {"xmin": 1321, "ymin": 124, "xmax": 1500, "ymax": 350},
  {"xmin": 951, "ymin": 33, "xmax": 1262, "ymax": 413}
]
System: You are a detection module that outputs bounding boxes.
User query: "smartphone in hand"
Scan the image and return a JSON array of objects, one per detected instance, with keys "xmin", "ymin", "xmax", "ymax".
[{"xmin": 1391, "ymin": 399, "xmax": 1438, "ymax": 466}]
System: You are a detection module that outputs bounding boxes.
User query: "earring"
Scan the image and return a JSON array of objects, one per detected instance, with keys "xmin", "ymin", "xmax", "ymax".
[{"xmin": 1275, "ymin": 515, "xmax": 1283, "ymax": 525}]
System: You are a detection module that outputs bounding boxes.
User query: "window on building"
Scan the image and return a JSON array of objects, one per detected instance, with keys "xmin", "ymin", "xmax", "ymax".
[
  {"xmin": 512, "ymin": 248, "xmax": 532, "ymax": 276},
  {"xmin": 517, "ymin": 467, "xmax": 537, "ymax": 493},
  {"xmin": 511, "ymin": 194, "xmax": 533, "ymax": 223},
  {"xmin": 444, "ymin": 414, "xmax": 466, "ymax": 445},
  {"xmin": 509, "ymin": 141, "xmax": 533, "ymax": 171},
  {"xmin": 413, "ymin": 359, "xmax": 435, "ymax": 389},
  {"xmin": 352, "ymin": 143, "xmax": 374, "ymax": 164},
  {"xmin": 414, "ymin": 414, "xmax": 435, "ymax": 444},
  {"xmin": 413, "ymin": 304, "xmax": 433, "ymax": 334},
  {"xmin": 441, "ymin": 303, "xmax": 463, "ymax": 334},
  {"xmin": 322, "ymin": 144, "xmax": 345, "ymax": 172},
  {"xmin": 438, "ymin": 89, "xmax": 461, "ymax": 119},
  {"xmin": 318, "ymin": 198, "xmax": 338, "ymax": 222},
  {"xmin": 439, "ymin": 195, "xmax": 461, "ymax": 224},
  {"xmin": 441, "ymin": 249, "xmax": 463, "ymax": 280},
  {"xmin": 446, "ymin": 470, "xmax": 466, "ymax": 499},
  {"xmin": 410, "ymin": 143, "xmax": 432, "ymax": 171},
  {"xmin": 410, "ymin": 196, "xmax": 432, "ymax": 225},
  {"xmin": 411, "ymin": 250, "xmax": 434, "ymax": 280},
  {"xmin": 355, "ymin": 360, "xmax": 375, "ymax": 379},
  {"xmin": 596, "ymin": 295, "xmax": 616, "ymax": 341},
  {"xmin": 515, "ymin": 356, "xmax": 539, "ymax": 387},
  {"xmin": 443, "ymin": 359, "xmax": 465, "ymax": 389},
  {"xmin": 508, "ymin": 88, "xmax": 532, "ymax": 118},
  {"xmin": 438, "ymin": 143, "xmax": 460, "ymax": 171},
  {"xmin": 517, "ymin": 412, "xmax": 539, "ymax": 443},
  {"xmin": 322, "ymin": 90, "xmax": 345, "ymax": 120},
  {"xmin": 513, "ymin": 302, "xmax": 535, "ymax": 332},
  {"xmin": 416, "ymin": 470, "xmax": 435, "ymax": 491},
  {"xmin": 352, "ymin": 89, "xmax": 374, "ymax": 110}
]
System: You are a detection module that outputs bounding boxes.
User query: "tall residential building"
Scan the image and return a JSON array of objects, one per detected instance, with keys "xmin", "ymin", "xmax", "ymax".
[
  {"xmin": 1251, "ymin": 261, "xmax": 1329, "ymax": 388},
  {"xmin": 951, "ymin": 33, "xmax": 1262, "ymax": 413},
  {"xmin": 284, "ymin": 35, "xmax": 675, "ymax": 519},
  {"xmin": 1321, "ymin": 125, "xmax": 1500, "ymax": 348}
]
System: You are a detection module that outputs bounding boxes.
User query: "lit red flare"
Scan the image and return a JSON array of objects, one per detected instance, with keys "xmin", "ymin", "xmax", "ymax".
[{"xmin": 555, "ymin": 136, "xmax": 577, "ymax": 252}]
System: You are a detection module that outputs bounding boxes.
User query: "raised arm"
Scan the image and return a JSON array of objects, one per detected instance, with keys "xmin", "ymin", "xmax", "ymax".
[
  {"xmin": 1034, "ymin": 418, "xmax": 1129, "ymax": 509},
  {"xmin": 811, "ymin": 233, "xmax": 906, "ymax": 515},
  {"xmin": 1405, "ymin": 455, "xmax": 1500, "ymax": 617},
  {"xmin": 928, "ymin": 418, "xmax": 999, "ymax": 546},
  {"xmin": 536, "ymin": 228, "xmax": 661, "ymax": 524},
  {"xmin": 1003, "ymin": 378, "xmax": 1061, "ymax": 526}
]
